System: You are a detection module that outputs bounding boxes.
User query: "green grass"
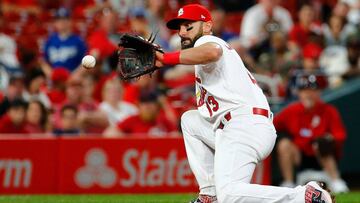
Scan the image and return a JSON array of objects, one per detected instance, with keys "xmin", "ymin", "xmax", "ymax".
[
  {"xmin": 337, "ymin": 192, "xmax": 360, "ymax": 203},
  {"xmin": 0, "ymin": 192, "xmax": 359, "ymax": 203},
  {"xmin": 0, "ymin": 194, "xmax": 196, "ymax": 203}
]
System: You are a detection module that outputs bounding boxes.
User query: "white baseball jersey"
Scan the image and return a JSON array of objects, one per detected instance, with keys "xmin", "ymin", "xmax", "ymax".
[
  {"xmin": 194, "ymin": 35, "xmax": 270, "ymax": 127},
  {"xmin": 182, "ymin": 35, "xmax": 310, "ymax": 203}
]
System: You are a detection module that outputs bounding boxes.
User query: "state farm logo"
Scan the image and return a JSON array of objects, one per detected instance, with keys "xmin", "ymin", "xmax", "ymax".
[
  {"xmin": 0, "ymin": 159, "xmax": 32, "ymax": 188},
  {"xmin": 75, "ymin": 148, "xmax": 117, "ymax": 188},
  {"xmin": 74, "ymin": 148, "xmax": 195, "ymax": 189},
  {"xmin": 120, "ymin": 149, "xmax": 194, "ymax": 187}
]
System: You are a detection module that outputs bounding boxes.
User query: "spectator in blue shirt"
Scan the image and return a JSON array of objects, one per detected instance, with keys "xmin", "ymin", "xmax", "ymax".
[{"xmin": 42, "ymin": 7, "xmax": 87, "ymax": 73}]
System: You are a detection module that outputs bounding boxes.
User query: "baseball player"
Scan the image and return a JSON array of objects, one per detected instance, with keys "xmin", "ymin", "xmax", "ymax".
[{"xmin": 155, "ymin": 4, "xmax": 334, "ymax": 203}]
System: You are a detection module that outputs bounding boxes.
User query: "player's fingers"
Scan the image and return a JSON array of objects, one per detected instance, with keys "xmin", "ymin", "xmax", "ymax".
[
  {"xmin": 156, "ymin": 51, "xmax": 164, "ymax": 61},
  {"xmin": 155, "ymin": 60, "xmax": 164, "ymax": 68}
]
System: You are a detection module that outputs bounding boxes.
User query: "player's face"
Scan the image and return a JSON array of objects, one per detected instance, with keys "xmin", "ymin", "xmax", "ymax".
[{"xmin": 178, "ymin": 21, "xmax": 204, "ymax": 49}]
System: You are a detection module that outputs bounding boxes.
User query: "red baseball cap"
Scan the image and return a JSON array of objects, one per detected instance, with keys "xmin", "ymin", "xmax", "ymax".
[
  {"xmin": 166, "ymin": 4, "xmax": 212, "ymax": 30},
  {"xmin": 52, "ymin": 67, "xmax": 70, "ymax": 83},
  {"xmin": 303, "ymin": 43, "xmax": 323, "ymax": 59}
]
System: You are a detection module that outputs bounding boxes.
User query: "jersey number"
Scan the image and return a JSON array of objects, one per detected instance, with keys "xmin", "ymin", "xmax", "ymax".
[{"xmin": 197, "ymin": 87, "xmax": 219, "ymax": 117}]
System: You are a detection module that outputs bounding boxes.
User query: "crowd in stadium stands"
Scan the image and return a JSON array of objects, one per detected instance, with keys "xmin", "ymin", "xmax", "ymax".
[
  {"xmin": 0, "ymin": 0, "xmax": 358, "ymax": 193},
  {"xmin": 0, "ymin": 0, "xmax": 359, "ymax": 137}
]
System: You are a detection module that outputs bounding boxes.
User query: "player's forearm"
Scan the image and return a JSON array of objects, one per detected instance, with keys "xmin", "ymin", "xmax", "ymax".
[
  {"xmin": 180, "ymin": 43, "xmax": 222, "ymax": 65},
  {"xmin": 162, "ymin": 43, "xmax": 222, "ymax": 66}
]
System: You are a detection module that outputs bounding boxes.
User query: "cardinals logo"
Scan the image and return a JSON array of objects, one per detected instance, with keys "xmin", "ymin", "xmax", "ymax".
[{"xmin": 178, "ymin": 8, "xmax": 184, "ymax": 16}]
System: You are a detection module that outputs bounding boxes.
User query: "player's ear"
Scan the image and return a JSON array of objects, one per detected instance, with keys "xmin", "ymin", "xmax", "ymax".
[{"xmin": 203, "ymin": 21, "xmax": 212, "ymax": 34}]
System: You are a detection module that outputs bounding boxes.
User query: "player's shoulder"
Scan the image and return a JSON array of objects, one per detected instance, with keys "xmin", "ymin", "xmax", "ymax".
[{"xmin": 194, "ymin": 35, "xmax": 226, "ymax": 47}]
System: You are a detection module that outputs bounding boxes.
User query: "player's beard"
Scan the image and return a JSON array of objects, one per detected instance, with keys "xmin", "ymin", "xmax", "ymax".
[{"xmin": 181, "ymin": 28, "xmax": 203, "ymax": 50}]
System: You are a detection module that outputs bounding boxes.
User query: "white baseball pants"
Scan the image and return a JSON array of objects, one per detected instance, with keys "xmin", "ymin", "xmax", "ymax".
[{"xmin": 181, "ymin": 109, "xmax": 307, "ymax": 203}]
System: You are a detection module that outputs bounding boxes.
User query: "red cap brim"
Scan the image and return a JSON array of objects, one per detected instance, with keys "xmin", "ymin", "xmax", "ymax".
[{"xmin": 166, "ymin": 4, "xmax": 212, "ymax": 30}]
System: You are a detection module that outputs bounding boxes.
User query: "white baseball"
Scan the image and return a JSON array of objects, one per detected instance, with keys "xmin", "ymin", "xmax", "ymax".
[{"xmin": 82, "ymin": 55, "xmax": 96, "ymax": 69}]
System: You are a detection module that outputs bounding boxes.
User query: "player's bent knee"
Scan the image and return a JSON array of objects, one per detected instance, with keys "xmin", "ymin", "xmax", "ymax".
[{"xmin": 180, "ymin": 110, "xmax": 198, "ymax": 128}]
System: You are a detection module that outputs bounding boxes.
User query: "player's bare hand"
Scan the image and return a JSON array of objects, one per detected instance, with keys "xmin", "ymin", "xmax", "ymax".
[{"xmin": 155, "ymin": 51, "xmax": 164, "ymax": 68}]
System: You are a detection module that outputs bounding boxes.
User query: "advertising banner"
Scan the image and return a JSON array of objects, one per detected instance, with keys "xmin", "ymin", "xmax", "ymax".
[
  {"xmin": 0, "ymin": 136, "xmax": 271, "ymax": 194},
  {"xmin": 58, "ymin": 137, "xmax": 197, "ymax": 193},
  {"xmin": 0, "ymin": 137, "xmax": 58, "ymax": 194}
]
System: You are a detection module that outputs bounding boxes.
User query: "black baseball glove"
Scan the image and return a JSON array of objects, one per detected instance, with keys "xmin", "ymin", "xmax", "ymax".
[{"xmin": 117, "ymin": 33, "xmax": 163, "ymax": 80}]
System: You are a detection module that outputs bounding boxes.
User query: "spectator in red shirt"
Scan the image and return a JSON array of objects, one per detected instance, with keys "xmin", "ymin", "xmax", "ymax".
[
  {"xmin": 84, "ymin": 8, "xmax": 120, "ymax": 95},
  {"xmin": 24, "ymin": 100, "xmax": 49, "ymax": 134},
  {"xmin": 302, "ymin": 43, "xmax": 323, "ymax": 73},
  {"xmin": 0, "ymin": 98, "xmax": 28, "ymax": 134},
  {"xmin": 123, "ymin": 75, "xmax": 159, "ymax": 104},
  {"xmin": 274, "ymin": 73, "xmax": 349, "ymax": 193},
  {"xmin": 103, "ymin": 91, "xmax": 178, "ymax": 137},
  {"xmin": 288, "ymin": 4, "xmax": 322, "ymax": 51},
  {"xmin": 46, "ymin": 67, "xmax": 70, "ymax": 105},
  {"xmin": 87, "ymin": 8, "xmax": 118, "ymax": 68},
  {"xmin": 51, "ymin": 75, "xmax": 108, "ymax": 134}
]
